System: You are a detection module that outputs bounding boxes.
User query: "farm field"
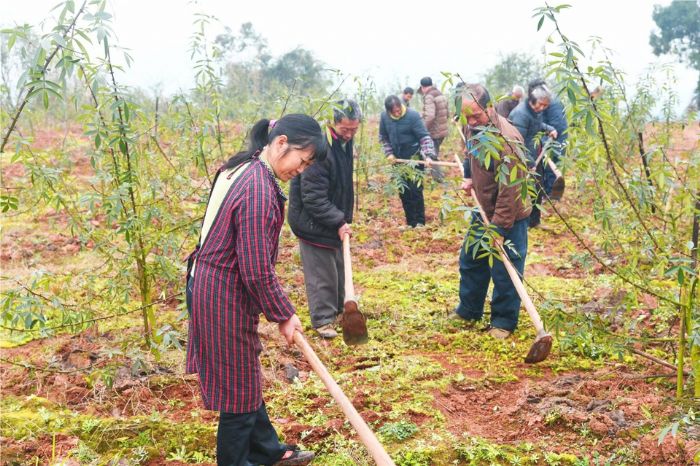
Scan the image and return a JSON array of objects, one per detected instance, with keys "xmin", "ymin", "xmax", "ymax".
[
  {"xmin": 1, "ymin": 1, "xmax": 699, "ymax": 465},
  {"xmin": 1, "ymin": 122, "xmax": 698, "ymax": 465}
]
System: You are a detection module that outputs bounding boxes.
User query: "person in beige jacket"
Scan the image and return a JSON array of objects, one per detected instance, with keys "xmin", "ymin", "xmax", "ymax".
[
  {"xmin": 419, "ymin": 76, "xmax": 449, "ymax": 182},
  {"xmin": 419, "ymin": 76, "xmax": 450, "ymax": 155}
]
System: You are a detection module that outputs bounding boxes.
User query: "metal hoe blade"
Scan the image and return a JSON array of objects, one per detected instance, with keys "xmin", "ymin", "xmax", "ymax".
[
  {"xmin": 524, "ymin": 333, "xmax": 553, "ymax": 364},
  {"xmin": 341, "ymin": 299, "xmax": 368, "ymax": 345}
]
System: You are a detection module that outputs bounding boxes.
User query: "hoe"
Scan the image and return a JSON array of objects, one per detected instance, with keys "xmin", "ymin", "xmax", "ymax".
[
  {"xmin": 471, "ymin": 188, "xmax": 552, "ymax": 363},
  {"xmin": 340, "ymin": 233, "xmax": 368, "ymax": 345}
]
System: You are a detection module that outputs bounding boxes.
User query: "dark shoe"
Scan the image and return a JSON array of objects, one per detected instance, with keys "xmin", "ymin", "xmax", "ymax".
[{"xmin": 273, "ymin": 445, "xmax": 315, "ymax": 465}]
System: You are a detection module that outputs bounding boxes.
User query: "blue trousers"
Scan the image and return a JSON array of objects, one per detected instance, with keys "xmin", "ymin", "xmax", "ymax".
[{"xmin": 456, "ymin": 214, "xmax": 528, "ymax": 331}]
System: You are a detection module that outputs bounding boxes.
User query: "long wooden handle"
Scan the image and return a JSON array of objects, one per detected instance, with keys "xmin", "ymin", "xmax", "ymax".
[
  {"xmin": 470, "ymin": 189, "xmax": 546, "ymax": 335},
  {"xmin": 453, "ymin": 119, "xmax": 467, "ymax": 145},
  {"xmin": 342, "ymin": 233, "xmax": 355, "ymax": 301},
  {"xmin": 293, "ymin": 332, "xmax": 396, "ymax": 465},
  {"xmin": 393, "ymin": 158, "xmax": 461, "ymax": 168},
  {"xmin": 533, "ymin": 151, "xmax": 545, "ymax": 168},
  {"xmin": 533, "ymin": 153, "xmax": 561, "ymax": 178},
  {"xmin": 546, "ymin": 158, "xmax": 562, "ymax": 178}
]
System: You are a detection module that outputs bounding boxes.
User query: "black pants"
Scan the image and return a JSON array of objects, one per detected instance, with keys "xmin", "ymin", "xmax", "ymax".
[
  {"xmin": 218, "ymin": 403, "xmax": 287, "ymax": 466},
  {"xmin": 398, "ymin": 176, "xmax": 425, "ymax": 227}
]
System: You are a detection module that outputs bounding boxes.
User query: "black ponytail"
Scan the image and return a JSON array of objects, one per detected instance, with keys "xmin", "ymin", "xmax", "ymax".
[
  {"xmin": 221, "ymin": 119, "xmax": 272, "ymax": 171},
  {"xmin": 221, "ymin": 114, "xmax": 326, "ymax": 171}
]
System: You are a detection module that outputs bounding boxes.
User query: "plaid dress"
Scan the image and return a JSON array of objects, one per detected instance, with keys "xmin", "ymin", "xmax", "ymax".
[{"xmin": 186, "ymin": 159, "xmax": 295, "ymax": 413}]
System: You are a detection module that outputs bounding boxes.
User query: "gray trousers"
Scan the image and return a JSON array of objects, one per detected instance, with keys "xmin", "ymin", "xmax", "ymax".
[{"xmin": 298, "ymin": 240, "xmax": 345, "ymax": 329}]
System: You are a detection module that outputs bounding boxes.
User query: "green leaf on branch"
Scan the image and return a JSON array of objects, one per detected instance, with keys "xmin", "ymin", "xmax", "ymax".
[{"xmin": 0, "ymin": 195, "xmax": 19, "ymax": 212}]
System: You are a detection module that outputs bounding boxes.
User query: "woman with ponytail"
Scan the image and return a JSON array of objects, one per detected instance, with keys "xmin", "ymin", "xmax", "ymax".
[{"xmin": 186, "ymin": 114, "xmax": 325, "ymax": 465}]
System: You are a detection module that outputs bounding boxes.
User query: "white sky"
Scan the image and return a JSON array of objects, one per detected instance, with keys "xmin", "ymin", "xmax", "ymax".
[{"xmin": 2, "ymin": 0, "xmax": 697, "ymax": 113}]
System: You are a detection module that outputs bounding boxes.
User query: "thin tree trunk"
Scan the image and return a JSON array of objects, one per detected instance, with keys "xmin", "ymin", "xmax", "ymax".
[
  {"xmin": 153, "ymin": 96, "xmax": 159, "ymax": 138},
  {"xmin": 637, "ymin": 132, "xmax": 655, "ymax": 213},
  {"xmin": 0, "ymin": 0, "xmax": 88, "ymax": 153}
]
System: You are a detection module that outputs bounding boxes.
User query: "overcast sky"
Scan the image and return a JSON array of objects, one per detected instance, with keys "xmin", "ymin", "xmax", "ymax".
[{"xmin": 2, "ymin": 0, "xmax": 697, "ymax": 112}]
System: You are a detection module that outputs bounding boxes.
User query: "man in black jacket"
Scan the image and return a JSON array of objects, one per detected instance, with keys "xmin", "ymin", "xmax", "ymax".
[{"xmin": 288, "ymin": 99, "xmax": 361, "ymax": 338}]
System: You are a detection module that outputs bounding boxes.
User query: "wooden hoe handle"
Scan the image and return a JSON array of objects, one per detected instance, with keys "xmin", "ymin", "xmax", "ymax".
[
  {"xmin": 470, "ymin": 189, "xmax": 546, "ymax": 335},
  {"xmin": 293, "ymin": 331, "xmax": 395, "ymax": 465},
  {"xmin": 533, "ymin": 153, "xmax": 562, "ymax": 178},
  {"xmin": 546, "ymin": 158, "xmax": 562, "ymax": 177},
  {"xmin": 393, "ymin": 158, "xmax": 461, "ymax": 168},
  {"xmin": 342, "ymin": 233, "xmax": 355, "ymax": 300}
]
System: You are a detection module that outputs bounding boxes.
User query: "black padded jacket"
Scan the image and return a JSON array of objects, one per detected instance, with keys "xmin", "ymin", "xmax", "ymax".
[{"xmin": 288, "ymin": 131, "xmax": 354, "ymax": 249}]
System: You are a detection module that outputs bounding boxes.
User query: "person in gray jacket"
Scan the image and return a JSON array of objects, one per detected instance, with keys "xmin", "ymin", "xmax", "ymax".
[{"xmin": 508, "ymin": 82, "xmax": 558, "ymax": 227}]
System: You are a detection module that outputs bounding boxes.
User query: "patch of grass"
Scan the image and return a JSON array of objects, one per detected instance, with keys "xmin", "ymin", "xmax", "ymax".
[
  {"xmin": 378, "ymin": 420, "xmax": 419, "ymax": 442},
  {"xmin": 455, "ymin": 436, "xmax": 544, "ymax": 465},
  {"xmin": 0, "ymin": 395, "xmax": 216, "ymax": 462}
]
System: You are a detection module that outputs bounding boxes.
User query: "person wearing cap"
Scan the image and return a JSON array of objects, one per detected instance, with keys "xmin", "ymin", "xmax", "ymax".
[
  {"xmin": 379, "ymin": 94, "xmax": 436, "ymax": 228},
  {"xmin": 401, "ymin": 87, "xmax": 414, "ymax": 107},
  {"xmin": 452, "ymin": 83, "xmax": 531, "ymax": 339},
  {"xmin": 495, "ymin": 85, "xmax": 524, "ymax": 118},
  {"xmin": 288, "ymin": 99, "xmax": 361, "ymax": 339}
]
